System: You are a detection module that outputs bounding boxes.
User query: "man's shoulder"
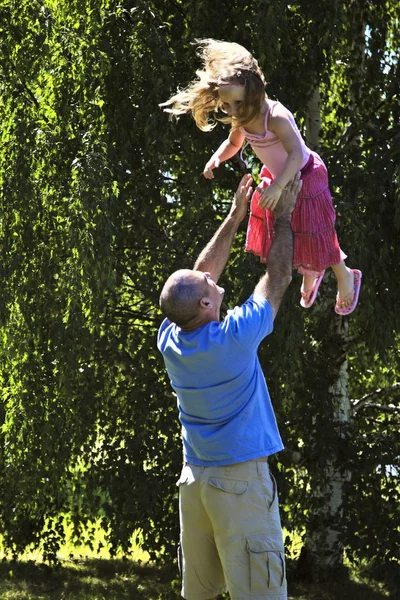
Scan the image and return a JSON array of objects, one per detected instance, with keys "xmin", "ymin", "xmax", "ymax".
[
  {"xmin": 158, "ymin": 317, "xmax": 215, "ymax": 345},
  {"xmin": 228, "ymin": 294, "xmax": 270, "ymax": 315},
  {"xmin": 157, "ymin": 318, "xmax": 174, "ymax": 349},
  {"xmin": 221, "ymin": 294, "xmax": 273, "ymax": 346},
  {"xmin": 223, "ymin": 294, "xmax": 272, "ymax": 326},
  {"xmin": 158, "ymin": 317, "xmax": 172, "ymax": 332}
]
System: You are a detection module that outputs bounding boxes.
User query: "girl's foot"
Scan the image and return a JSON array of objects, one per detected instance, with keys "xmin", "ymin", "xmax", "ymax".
[
  {"xmin": 335, "ymin": 269, "xmax": 362, "ymax": 315},
  {"xmin": 336, "ymin": 267, "xmax": 354, "ymax": 304},
  {"xmin": 300, "ymin": 271, "xmax": 325, "ymax": 308}
]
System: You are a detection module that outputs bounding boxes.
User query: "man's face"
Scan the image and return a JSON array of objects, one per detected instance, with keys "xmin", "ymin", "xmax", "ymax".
[
  {"xmin": 190, "ymin": 270, "xmax": 225, "ymax": 314},
  {"xmin": 202, "ymin": 272, "xmax": 225, "ymax": 306}
]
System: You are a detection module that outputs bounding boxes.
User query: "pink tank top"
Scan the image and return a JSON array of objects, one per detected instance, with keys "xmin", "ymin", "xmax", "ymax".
[{"xmin": 239, "ymin": 102, "xmax": 310, "ymax": 178}]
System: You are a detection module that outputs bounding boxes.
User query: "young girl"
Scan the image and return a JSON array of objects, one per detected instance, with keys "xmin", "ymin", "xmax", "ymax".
[{"xmin": 161, "ymin": 39, "xmax": 362, "ymax": 314}]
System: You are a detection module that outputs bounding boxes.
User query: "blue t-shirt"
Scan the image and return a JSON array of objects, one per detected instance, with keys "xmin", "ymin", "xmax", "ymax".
[{"xmin": 157, "ymin": 294, "xmax": 284, "ymax": 466}]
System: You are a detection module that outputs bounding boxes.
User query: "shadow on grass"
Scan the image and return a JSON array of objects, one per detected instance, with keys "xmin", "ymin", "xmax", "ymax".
[
  {"xmin": 285, "ymin": 560, "xmax": 395, "ymax": 600},
  {"xmin": 0, "ymin": 558, "xmax": 395, "ymax": 600},
  {"xmin": 286, "ymin": 579, "xmax": 392, "ymax": 600}
]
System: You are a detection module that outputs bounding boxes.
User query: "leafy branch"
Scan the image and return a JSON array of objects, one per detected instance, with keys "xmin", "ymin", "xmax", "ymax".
[{"xmin": 351, "ymin": 382, "xmax": 400, "ymax": 416}]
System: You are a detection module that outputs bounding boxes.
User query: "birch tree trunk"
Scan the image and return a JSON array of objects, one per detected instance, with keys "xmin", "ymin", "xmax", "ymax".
[
  {"xmin": 299, "ymin": 318, "xmax": 352, "ymax": 577},
  {"xmin": 298, "ymin": 65, "xmax": 358, "ymax": 577},
  {"xmin": 298, "ymin": 317, "xmax": 351, "ymax": 580}
]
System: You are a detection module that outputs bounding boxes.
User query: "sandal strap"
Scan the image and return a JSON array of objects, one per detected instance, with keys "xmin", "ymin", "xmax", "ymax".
[{"xmin": 336, "ymin": 290, "xmax": 354, "ymax": 308}]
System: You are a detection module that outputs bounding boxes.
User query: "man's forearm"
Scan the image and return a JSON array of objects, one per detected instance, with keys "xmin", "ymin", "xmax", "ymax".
[
  {"xmin": 193, "ymin": 214, "xmax": 241, "ymax": 283},
  {"xmin": 267, "ymin": 213, "xmax": 293, "ymax": 284},
  {"xmin": 254, "ymin": 213, "xmax": 293, "ymax": 318}
]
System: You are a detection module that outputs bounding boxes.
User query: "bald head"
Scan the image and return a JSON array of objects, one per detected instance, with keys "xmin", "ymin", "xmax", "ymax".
[{"xmin": 159, "ymin": 269, "xmax": 207, "ymax": 327}]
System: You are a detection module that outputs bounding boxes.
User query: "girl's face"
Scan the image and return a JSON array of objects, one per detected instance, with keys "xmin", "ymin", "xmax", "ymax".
[{"xmin": 218, "ymin": 85, "xmax": 246, "ymax": 119}]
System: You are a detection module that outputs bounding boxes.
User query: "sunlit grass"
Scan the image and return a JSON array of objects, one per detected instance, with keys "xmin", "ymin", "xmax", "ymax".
[
  {"xmin": 0, "ymin": 521, "xmax": 167, "ymax": 599},
  {"xmin": 0, "ymin": 525, "xmax": 394, "ymax": 600},
  {"xmin": 0, "ymin": 559, "xmax": 177, "ymax": 600}
]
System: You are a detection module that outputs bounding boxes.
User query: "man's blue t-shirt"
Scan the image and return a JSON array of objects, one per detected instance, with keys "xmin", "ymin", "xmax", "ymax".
[{"xmin": 157, "ymin": 294, "xmax": 284, "ymax": 466}]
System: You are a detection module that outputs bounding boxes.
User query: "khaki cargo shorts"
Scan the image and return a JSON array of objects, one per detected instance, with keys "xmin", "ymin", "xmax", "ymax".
[{"xmin": 176, "ymin": 460, "xmax": 287, "ymax": 600}]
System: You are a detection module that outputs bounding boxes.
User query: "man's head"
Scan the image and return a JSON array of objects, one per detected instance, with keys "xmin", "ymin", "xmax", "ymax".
[{"xmin": 159, "ymin": 269, "xmax": 225, "ymax": 329}]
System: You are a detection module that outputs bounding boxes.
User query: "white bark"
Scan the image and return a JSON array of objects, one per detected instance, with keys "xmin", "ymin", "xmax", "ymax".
[
  {"xmin": 304, "ymin": 319, "xmax": 352, "ymax": 572},
  {"xmin": 306, "ymin": 338, "xmax": 351, "ymax": 570},
  {"xmin": 301, "ymin": 0, "xmax": 367, "ymax": 575}
]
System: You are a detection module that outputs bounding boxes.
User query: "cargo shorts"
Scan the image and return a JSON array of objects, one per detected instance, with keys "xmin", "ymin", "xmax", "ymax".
[{"xmin": 176, "ymin": 460, "xmax": 287, "ymax": 600}]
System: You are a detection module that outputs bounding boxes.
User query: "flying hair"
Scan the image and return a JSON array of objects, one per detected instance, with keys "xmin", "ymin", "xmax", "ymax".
[{"xmin": 160, "ymin": 39, "xmax": 267, "ymax": 131}]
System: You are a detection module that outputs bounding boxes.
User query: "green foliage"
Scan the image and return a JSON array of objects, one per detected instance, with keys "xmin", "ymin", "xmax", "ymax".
[{"xmin": 0, "ymin": 0, "xmax": 398, "ymax": 589}]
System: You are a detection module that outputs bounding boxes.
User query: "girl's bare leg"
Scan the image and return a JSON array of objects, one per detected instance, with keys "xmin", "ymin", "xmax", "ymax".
[
  {"xmin": 331, "ymin": 261, "xmax": 355, "ymax": 306},
  {"xmin": 301, "ymin": 261, "xmax": 355, "ymax": 308},
  {"xmin": 302, "ymin": 272, "xmax": 322, "ymax": 292}
]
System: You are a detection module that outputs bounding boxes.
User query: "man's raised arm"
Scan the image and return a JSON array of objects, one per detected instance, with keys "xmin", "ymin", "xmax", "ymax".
[
  {"xmin": 254, "ymin": 173, "xmax": 302, "ymax": 319},
  {"xmin": 193, "ymin": 174, "xmax": 253, "ymax": 282}
]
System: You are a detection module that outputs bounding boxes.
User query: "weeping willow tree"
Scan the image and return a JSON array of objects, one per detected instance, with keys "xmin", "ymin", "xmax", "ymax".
[{"xmin": 0, "ymin": 0, "xmax": 398, "ymax": 589}]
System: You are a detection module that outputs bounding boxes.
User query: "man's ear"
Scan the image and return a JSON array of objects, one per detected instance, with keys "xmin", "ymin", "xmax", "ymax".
[{"xmin": 199, "ymin": 297, "xmax": 211, "ymax": 309}]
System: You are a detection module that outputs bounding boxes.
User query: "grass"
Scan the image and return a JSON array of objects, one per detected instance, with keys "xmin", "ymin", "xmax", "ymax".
[
  {"xmin": 0, "ymin": 558, "xmax": 176, "ymax": 600},
  {"xmin": 0, "ymin": 527, "xmax": 396, "ymax": 599},
  {"xmin": 0, "ymin": 557, "xmax": 395, "ymax": 600}
]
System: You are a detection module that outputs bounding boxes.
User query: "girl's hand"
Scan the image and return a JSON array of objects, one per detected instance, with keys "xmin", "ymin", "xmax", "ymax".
[
  {"xmin": 257, "ymin": 182, "xmax": 283, "ymax": 210},
  {"xmin": 273, "ymin": 172, "xmax": 302, "ymax": 220},
  {"xmin": 203, "ymin": 157, "xmax": 220, "ymax": 179}
]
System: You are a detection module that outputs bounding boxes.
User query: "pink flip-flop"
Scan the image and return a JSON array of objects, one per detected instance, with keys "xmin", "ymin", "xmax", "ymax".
[
  {"xmin": 334, "ymin": 269, "xmax": 362, "ymax": 316},
  {"xmin": 300, "ymin": 270, "xmax": 325, "ymax": 308}
]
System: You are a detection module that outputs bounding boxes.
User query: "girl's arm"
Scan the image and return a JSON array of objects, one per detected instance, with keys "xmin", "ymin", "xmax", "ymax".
[
  {"xmin": 203, "ymin": 129, "xmax": 245, "ymax": 179},
  {"xmin": 257, "ymin": 104, "xmax": 304, "ymax": 210},
  {"xmin": 268, "ymin": 105, "xmax": 304, "ymax": 188}
]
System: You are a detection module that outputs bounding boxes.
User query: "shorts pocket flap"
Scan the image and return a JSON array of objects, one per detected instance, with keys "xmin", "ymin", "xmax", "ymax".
[
  {"xmin": 208, "ymin": 477, "xmax": 248, "ymax": 494},
  {"xmin": 247, "ymin": 534, "xmax": 279, "ymax": 553}
]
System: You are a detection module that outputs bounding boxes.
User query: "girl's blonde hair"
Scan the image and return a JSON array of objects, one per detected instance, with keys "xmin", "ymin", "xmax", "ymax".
[{"xmin": 160, "ymin": 39, "xmax": 266, "ymax": 131}]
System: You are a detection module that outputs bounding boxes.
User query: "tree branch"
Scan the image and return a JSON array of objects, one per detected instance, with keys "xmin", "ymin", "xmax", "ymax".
[
  {"xmin": 357, "ymin": 404, "xmax": 400, "ymax": 415},
  {"xmin": 351, "ymin": 382, "xmax": 400, "ymax": 416}
]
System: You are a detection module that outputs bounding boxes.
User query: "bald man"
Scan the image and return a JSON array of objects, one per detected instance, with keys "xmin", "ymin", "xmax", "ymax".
[{"xmin": 158, "ymin": 173, "xmax": 302, "ymax": 600}]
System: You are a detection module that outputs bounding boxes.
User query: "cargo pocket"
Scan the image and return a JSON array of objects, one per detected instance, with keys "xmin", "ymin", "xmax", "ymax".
[
  {"xmin": 247, "ymin": 535, "xmax": 285, "ymax": 592},
  {"xmin": 208, "ymin": 477, "xmax": 248, "ymax": 494}
]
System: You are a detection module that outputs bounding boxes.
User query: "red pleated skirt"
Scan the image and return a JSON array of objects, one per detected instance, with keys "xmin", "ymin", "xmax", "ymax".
[{"xmin": 245, "ymin": 152, "xmax": 346, "ymax": 274}]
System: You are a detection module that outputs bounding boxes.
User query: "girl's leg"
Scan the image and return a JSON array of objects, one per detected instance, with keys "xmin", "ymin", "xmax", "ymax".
[
  {"xmin": 331, "ymin": 261, "xmax": 355, "ymax": 308},
  {"xmin": 300, "ymin": 261, "xmax": 361, "ymax": 312},
  {"xmin": 300, "ymin": 270, "xmax": 325, "ymax": 308},
  {"xmin": 332, "ymin": 261, "xmax": 363, "ymax": 315},
  {"xmin": 302, "ymin": 272, "xmax": 323, "ymax": 294}
]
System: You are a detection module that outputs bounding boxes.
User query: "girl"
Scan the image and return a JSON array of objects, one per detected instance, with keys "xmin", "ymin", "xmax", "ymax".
[{"xmin": 161, "ymin": 39, "xmax": 362, "ymax": 314}]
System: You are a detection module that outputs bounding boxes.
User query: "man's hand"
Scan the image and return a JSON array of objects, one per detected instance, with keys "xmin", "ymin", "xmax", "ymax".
[
  {"xmin": 230, "ymin": 173, "xmax": 253, "ymax": 222},
  {"xmin": 273, "ymin": 172, "xmax": 302, "ymax": 220}
]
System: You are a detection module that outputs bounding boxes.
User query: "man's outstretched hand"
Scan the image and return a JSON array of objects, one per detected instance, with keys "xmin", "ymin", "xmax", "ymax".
[
  {"xmin": 273, "ymin": 172, "xmax": 302, "ymax": 220},
  {"xmin": 230, "ymin": 173, "xmax": 253, "ymax": 223}
]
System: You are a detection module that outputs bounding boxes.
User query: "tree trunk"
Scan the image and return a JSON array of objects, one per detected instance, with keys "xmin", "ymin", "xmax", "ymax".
[
  {"xmin": 298, "ymin": 318, "xmax": 352, "ymax": 579},
  {"xmin": 297, "ymin": 75, "xmax": 356, "ymax": 579}
]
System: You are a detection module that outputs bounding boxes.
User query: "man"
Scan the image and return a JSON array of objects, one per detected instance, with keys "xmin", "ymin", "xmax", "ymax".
[{"xmin": 158, "ymin": 172, "xmax": 302, "ymax": 600}]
